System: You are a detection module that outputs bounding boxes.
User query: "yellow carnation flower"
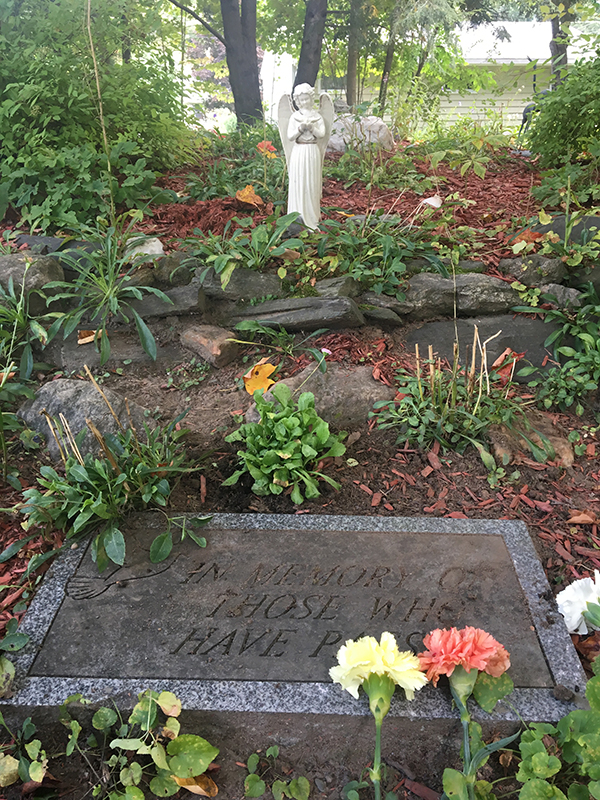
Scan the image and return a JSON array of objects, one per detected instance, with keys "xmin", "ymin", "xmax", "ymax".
[{"xmin": 329, "ymin": 633, "xmax": 428, "ymax": 701}]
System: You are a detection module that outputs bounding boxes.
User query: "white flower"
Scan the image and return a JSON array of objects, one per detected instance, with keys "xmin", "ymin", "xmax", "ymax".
[{"xmin": 556, "ymin": 570, "xmax": 600, "ymax": 634}]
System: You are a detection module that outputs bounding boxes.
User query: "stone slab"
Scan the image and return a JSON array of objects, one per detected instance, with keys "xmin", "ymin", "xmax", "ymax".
[{"xmin": 6, "ymin": 514, "xmax": 584, "ymax": 724}]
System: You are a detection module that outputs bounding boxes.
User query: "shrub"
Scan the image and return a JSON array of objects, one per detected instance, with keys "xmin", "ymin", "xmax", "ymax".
[{"xmin": 527, "ymin": 56, "xmax": 600, "ymax": 166}]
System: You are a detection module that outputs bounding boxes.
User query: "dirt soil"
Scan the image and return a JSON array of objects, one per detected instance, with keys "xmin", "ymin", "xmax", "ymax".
[{"xmin": 0, "ymin": 150, "xmax": 593, "ymax": 799}]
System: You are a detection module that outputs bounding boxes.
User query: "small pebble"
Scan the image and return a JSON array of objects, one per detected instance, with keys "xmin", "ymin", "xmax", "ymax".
[
  {"xmin": 315, "ymin": 778, "xmax": 326, "ymax": 792},
  {"xmin": 553, "ymin": 684, "xmax": 575, "ymax": 702}
]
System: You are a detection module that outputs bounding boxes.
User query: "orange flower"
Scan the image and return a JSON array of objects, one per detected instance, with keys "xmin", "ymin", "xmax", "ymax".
[
  {"xmin": 242, "ymin": 359, "xmax": 277, "ymax": 395},
  {"xmin": 418, "ymin": 627, "xmax": 510, "ymax": 686},
  {"xmin": 257, "ymin": 140, "xmax": 277, "ymax": 158}
]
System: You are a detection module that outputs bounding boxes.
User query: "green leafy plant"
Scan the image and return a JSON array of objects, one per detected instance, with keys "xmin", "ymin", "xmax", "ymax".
[
  {"xmin": 0, "ymin": 264, "xmax": 61, "ymax": 379},
  {"xmin": 516, "ymin": 283, "xmax": 600, "ymax": 414},
  {"xmin": 186, "ymin": 213, "xmax": 302, "ymax": 290},
  {"xmin": 60, "ymin": 689, "xmax": 219, "ymax": 797},
  {"xmin": 244, "ymin": 746, "xmax": 310, "ymax": 800},
  {"xmin": 45, "ymin": 211, "xmax": 172, "ymax": 365},
  {"xmin": 513, "ymin": 671, "xmax": 600, "ymax": 799},
  {"xmin": 371, "ymin": 340, "xmax": 552, "ymax": 466},
  {"xmin": 232, "ymin": 321, "xmax": 328, "ymax": 372},
  {"xmin": 426, "ymin": 124, "xmax": 509, "ymax": 180},
  {"xmin": 15, "ymin": 404, "xmax": 210, "ymax": 571},
  {"xmin": 223, "ymin": 383, "xmax": 346, "ymax": 504},
  {"xmin": 0, "ymin": 711, "xmax": 48, "ymax": 786}
]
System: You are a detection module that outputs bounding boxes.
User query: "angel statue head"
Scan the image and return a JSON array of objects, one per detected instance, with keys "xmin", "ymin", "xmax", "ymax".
[
  {"xmin": 293, "ymin": 82, "xmax": 315, "ymax": 108},
  {"xmin": 277, "ymin": 85, "xmax": 333, "ymax": 230}
]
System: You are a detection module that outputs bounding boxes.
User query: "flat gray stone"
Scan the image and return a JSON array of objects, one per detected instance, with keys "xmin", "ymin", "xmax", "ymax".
[
  {"xmin": 153, "ymin": 252, "xmax": 195, "ymax": 286},
  {"xmin": 498, "ymin": 254, "xmax": 566, "ymax": 287},
  {"xmin": 230, "ymin": 296, "xmax": 365, "ymax": 331},
  {"xmin": 42, "ymin": 328, "xmax": 184, "ymax": 372},
  {"xmin": 8, "ymin": 513, "xmax": 583, "ymax": 726},
  {"xmin": 0, "ymin": 254, "xmax": 64, "ymax": 315},
  {"xmin": 404, "ymin": 315, "xmax": 566, "ymax": 379},
  {"xmin": 128, "ymin": 282, "xmax": 206, "ymax": 319},
  {"xmin": 200, "ymin": 266, "xmax": 282, "ymax": 302},
  {"xmin": 315, "ymin": 276, "xmax": 361, "ymax": 298},
  {"xmin": 17, "ymin": 379, "xmax": 150, "ymax": 461}
]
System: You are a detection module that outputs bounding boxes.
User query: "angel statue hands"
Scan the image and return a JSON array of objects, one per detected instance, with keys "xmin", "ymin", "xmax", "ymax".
[{"xmin": 278, "ymin": 83, "xmax": 333, "ymax": 230}]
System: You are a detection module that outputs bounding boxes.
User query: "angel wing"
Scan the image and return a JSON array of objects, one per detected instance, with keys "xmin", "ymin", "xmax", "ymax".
[
  {"xmin": 317, "ymin": 92, "xmax": 334, "ymax": 162},
  {"xmin": 277, "ymin": 93, "xmax": 295, "ymax": 170}
]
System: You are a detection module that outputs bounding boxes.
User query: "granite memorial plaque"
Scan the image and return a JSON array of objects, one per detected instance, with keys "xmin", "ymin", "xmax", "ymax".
[{"xmin": 7, "ymin": 514, "xmax": 584, "ymax": 722}]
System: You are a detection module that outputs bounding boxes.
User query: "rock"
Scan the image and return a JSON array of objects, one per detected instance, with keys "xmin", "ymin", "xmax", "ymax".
[
  {"xmin": 391, "ymin": 272, "xmax": 455, "ymax": 319},
  {"xmin": 153, "ymin": 252, "xmax": 196, "ymax": 287},
  {"xmin": 498, "ymin": 254, "xmax": 566, "ymax": 287},
  {"xmin": 455, "ymin": 273, "xmax": 520, "ymax": 316},
  {"xmin": 128, "ymin": 282, "xmax": 206, "ymax": 318},
  {"xmin": 125, "ymin": 236, "xmax": 165, "ymax": 262},
  {"xmin": 531, "ymin": 214, "xmax": 600, "ymax": 244},
  {"xmin": 458, "ymin": 259, "xmax": 486, "ymax": 273},
  {"xmin": 18, "ymin": 379, "xmax": 151, "ymax": 462},
  {"xmin": 199, "ymin": 266, "xmax": 282, "ymax": 302},
  {"xmin": 229, "ymin": 296, "xmax": 365, "ymax": 331},
  {"xmin": 14, "ymin": 234, "xmax": 64, "ymax": 254},
  {"xmin": 488, "ymin": 409, "xmax": 573, "ymax": 468},
  {"xmin": 246, "ymin": 364, "xmax": 395, "ymax": 429},
  {"xmin": 404, "ymin": 315, "xmax": 566, "ymax": 380},
  {"xmin": 540, "ymin": 283, "xmax": 582, "ymax": 308},
  {"xmin": 181, "ymin": 324, "xmax": 238, "ymax": 368},
  {"xmin": 327, "ymin": 115, "xmax": 394, "ymax": 153},
  {"xmin": 0, "ymin": 254, "xmax": 64, "ymax": 314},
  {"xmin": 315, "ymin": 276, "xmax": 361, "ymax": 298},
  {"xmin": 361, "ymin": 306, "xmax": 403, "ymax": 328}
]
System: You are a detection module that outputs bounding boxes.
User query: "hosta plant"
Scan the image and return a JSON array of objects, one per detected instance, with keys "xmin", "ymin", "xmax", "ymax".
[{"xmin": 223, "ymin": 383, "xmax": 346, "ymax": 504}]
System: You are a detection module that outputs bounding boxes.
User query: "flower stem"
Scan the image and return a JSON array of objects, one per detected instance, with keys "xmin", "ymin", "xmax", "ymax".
[{"xmin": 372, "ymin": 717, "xmax": 382, "ymax": 800}]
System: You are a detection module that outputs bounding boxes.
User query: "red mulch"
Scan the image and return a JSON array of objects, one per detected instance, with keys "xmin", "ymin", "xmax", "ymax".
[{"xmin": 142, "ymin": 149, "xmax": 544, "ymax": 267}]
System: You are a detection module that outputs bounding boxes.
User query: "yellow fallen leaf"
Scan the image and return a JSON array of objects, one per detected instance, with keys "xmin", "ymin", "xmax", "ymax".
[
  {"xmin": 0, "ymin": 752, "xmax": 19, "ymax": 787},
  {"xmin": 171, "ymin": 774, "xmax": 218, "ymax": 796},
  {"xmin": 158, "ymin": 691, "xmax": 182, "ymax": 718},
  {"xmin": 236, "ymin": 185, "xmax": 263, "ymax": 207},
  {"xmin": 243, "ymin": 359, "xmax": 277, "ymax": 395},
  {"xmin": 78, "ymin": 329, "xmax": 103, "ymax": 345}
]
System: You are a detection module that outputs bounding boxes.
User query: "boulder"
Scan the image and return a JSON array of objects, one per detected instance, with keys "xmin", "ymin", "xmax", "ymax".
[
  {"xmin": 18, "ymin": 379, "xmax": 151, "ymax": 462},
  {"xmin": 199, "ymin": 266, "xmax": 282, "ymax": 302},
  {"xmin": 455, "ymin": 273, "xmax": 520, "ymax": 316},
  {"xmin": 181, "ymin": 324, "xmax": 238, "ymax": 368},
  {"xmin": 498, "ymin": 254, "xmax": 566, "ymax": 287},
  {"xmin": 404, "ymin": 315, "xmax": 565, "ymax": 381},
  {"xmin": 540, "ymin": 283, "xmax": 582, "ymax": 308},
  {"xmin": 362, "ymin": 306, "xmax": 403, "ymax": 328},
  {"xmin": 229, "ymin": 296, "xmax": 365, "ymax": 331},
  {"xmin": 327, "ymin": 115, "xmax": 394, "ymax": 153},
  {"xmin": 153, "ymin": 252, "xmax": 196, "ymax": 287},
  {"xmin": 246, "ymin": 364, "xmax": 395, "ymax": 429},
  {"xmin": 0, "ymin": 254, "xmax": 64, "ymax": 315},
  {"xmin": 531, "ymin": 214, "xmax": 600, "ymax": 244}
]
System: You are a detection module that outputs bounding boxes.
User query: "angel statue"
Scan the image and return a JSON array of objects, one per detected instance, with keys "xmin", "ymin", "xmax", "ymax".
[{"xmin": 278, "ymin": 83, "xmax": 333, "ymax": 230}]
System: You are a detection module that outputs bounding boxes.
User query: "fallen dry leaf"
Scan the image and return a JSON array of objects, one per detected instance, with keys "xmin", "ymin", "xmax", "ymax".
[
  {"xmin": 171, "ymin": 774, "xmax": 218, "ymax": 796},
  {"xmin": 236, "ymin": 184, "xmax": 263, "ymax": 208},
  {"xmin": 568, "ymin": 511, "xmax": 597, "ymax": 525},
  {"xmin": 77, "ymin": 329, "xmax": 102, "ymax": 346}
]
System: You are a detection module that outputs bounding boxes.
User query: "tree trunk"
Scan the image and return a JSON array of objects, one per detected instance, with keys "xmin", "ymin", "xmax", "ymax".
[
  {"xmin": 346, "ymin": 0, "xmax": 361, "ymax": 107},
  {"xmin": 220, "ymin": 0, "xmax": 262, "ymax": 124},
  {"xmin": 550, "ymin": 14, "xmax": 568, "ymax": 86},
  {"xmin": 294, "ymin": 0, "xmax": 327, "ymax": 89},
  {"xmin": 378, "ymin": 32, "xmax": 396, "ymax": 112}
]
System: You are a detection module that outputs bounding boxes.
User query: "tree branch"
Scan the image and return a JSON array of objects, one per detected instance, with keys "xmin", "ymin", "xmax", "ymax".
[{"xmin": 165, "ymin": 0, "xmax": 225, "ymax": 45}]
